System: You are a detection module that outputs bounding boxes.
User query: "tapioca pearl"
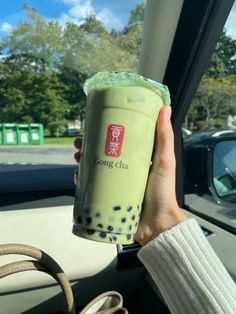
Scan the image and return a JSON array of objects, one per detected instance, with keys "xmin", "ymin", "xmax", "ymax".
[
  {"xmin": 131, "ymin": 215, "xmax": 136, "ymax": 220},
  {"xmin": 77, "ymin": 216, "xmax": 82, "ymax": 224},
  {"xmin": 121, "ymin": 218, "xmax": 126, "ymax": 223},
  {"xmin": 87, "ymin": 229, "xmax": 95, "ymax": 235},
  {"xmin": 127, "ymin": 234, "xmax": 132, "ymax": 240},
  {"xmin": 107, "ymin": 225, "xmax": 113, "ymax": 231},
  {"xmin": 127, "ymin": 206, "xmax": 132, "ymax": 212},
  {"xmin": 135, "ymin": 222, "xmax": 138, "ymax": 227},
  {"xmin": 85, "ymin": 217, "xmax": 92, "ymax": 224},
  {"xmin": 97, "ymin": 223, "xmax": 103, "ymax": 228},
  {"xmin": 95, "ymin": 212, "xmax": 101, "ymax": 217},
  {"xmin": 112, "ymin": 236, "xmax": 117, "ymax": 241},
  {"xmin": 113, "ymin": 206, "xmax": 121, "ymax": 211},
  {"xmin": 109, "ymin": 237, "xmax": 113, "ymax": 242},
  {"xmin": 99, "ymin": 232, "xmax": 106, "ymax": 239},
  {"xmin": 129, "ymin": 225, "xmax": 132, "ymax": 231}
]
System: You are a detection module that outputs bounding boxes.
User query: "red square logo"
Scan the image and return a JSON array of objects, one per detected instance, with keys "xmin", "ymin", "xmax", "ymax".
[{"xmin": 105, "ymin": 124, "xmax": 125, "ymax": 157}]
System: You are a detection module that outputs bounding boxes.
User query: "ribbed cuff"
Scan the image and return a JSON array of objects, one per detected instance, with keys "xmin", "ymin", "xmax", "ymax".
[{"xmin": 138, "ymin": 218, "xmax": 236, "ymax": 314}]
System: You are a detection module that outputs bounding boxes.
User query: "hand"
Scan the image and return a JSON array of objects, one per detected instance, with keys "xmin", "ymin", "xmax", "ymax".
[
  {"xmin": 74, "ymin": 137, "xmax": 82, "ymax": 185},
  {"xmin": 74, "ymin": 137, "xmax": 82, "ymax": 162},
  {"xmin": 135, "ymin": 106, "xmax": 187, "ymax": 246}
]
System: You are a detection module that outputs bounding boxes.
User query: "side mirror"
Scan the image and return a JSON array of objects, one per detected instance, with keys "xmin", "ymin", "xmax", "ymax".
[{"xmin": 212, "ymin": 140, "xmax": 236, "ymax": 202}]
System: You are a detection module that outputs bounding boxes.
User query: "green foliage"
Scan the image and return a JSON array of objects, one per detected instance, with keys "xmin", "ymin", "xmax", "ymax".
[
  {"xmin": 206, "ymin": 29, "xmax": 236, "ymax": 78},
  {"xmin": 187, "ymin": 29, "xmax": 236, "ymax": 130},
  {"xmin": 1, "ymin": 2, "xmax": 235, "ymax": 135},
  {"xmin": 44, "ymin": 136, "xmax": 77, "ymax": 145},
  {"xmin": 119, "ymin": 1, "xmax": 145, "ymax": 59},
  {"xmin": 0, "ymin": 6, "xmax": 63, "ymax": 68},
  {"xmin": 80, "ymin": 14, "xmax": 108, "ymax": 34},
  {"xmin": 0, "ymin": 2, "xmax": 145, "ymax": 136},
  {"xmin": 127, "ymin": 2, "xmax": 145, "ymax": 28},
  {"xmin": 59, "ymin": 66, "xmax": 87, "ymax": 126},
  {"xmin": 188, "ymin": 75, "xmax": 236, "ymax": 130},
  {"xmin": 0, "ymin": 54, "xmax": 69, "ymax": 135}
]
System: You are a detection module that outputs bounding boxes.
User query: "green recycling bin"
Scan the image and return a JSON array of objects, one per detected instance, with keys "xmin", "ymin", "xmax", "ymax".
[
  {"xmin": 0, "ymin": 124, "xmax": 3, "ymax": 144},
  {"xmin": 17, "ymin": 124, "xmax": 30, "ymax": 144},
  {"xmin": 30, "ymin": 124, "xmax": 44, "ymax": 144},
  {"xmin": 3, "ymin": 124, "xmax": 17, "ymax": 145}
]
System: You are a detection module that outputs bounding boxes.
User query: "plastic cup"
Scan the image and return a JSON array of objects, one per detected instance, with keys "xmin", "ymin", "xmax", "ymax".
[{"xmin": 73, "ymin": 72, "xmax": 170, "ymax": 244}]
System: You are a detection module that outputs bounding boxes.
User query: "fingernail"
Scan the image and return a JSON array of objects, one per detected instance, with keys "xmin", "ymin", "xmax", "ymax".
[{"xmin": 164, "ymin": 105, "xmax": 172, "ymax": 121}]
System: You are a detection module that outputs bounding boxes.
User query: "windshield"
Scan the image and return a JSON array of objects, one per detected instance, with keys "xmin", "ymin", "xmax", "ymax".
[{"xmin": 0, "ymin": 0, "xmax": 144, "ymax": 166}]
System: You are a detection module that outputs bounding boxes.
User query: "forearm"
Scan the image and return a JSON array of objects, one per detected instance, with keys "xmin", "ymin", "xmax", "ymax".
[{"xmin": 138, "ymin": 219, "xmax": 236, "ymax": 314}]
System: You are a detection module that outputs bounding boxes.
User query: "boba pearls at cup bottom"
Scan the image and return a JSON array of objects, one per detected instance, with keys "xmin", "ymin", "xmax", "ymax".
[
  {"xmin": 73, "ymin": 225, "xmax": 136, "ymax": 244},
  {"xmin": 73, "ymin": 204, "xmax": 141, "ymax": 244}
]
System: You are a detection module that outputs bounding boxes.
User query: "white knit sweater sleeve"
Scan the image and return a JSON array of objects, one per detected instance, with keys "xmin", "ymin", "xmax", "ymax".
[{"xmin": 137, "ymin": 218, "xmax": 236, "ymax": 314}]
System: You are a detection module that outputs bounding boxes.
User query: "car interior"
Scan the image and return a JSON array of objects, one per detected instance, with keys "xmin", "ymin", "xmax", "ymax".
[{"xmin": 0, "ymin": 0, "xmax": 236, "ymax": 313}]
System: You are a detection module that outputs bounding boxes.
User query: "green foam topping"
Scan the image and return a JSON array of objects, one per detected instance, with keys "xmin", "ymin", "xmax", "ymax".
[{"xmin": 83, "ymin": 71, "xmax": 171, "ymax": 105}]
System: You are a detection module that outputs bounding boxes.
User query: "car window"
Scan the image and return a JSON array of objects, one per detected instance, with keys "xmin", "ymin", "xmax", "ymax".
[
  {"xmin": 183, "ymin": 2, "xmax": 236, "ymax": 230},
  {"xmin": 0, "ymin": 1, "xmax": 145, "ymax": 166},
  {"xmin": 184, "ymin": 4, "xmax": 236, "ymax": 134}
]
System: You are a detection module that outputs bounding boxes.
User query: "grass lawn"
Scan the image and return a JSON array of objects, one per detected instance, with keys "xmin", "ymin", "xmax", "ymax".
[{"xmin": 44, "ymin": 137, "xmax": 78, "ymax": 145}]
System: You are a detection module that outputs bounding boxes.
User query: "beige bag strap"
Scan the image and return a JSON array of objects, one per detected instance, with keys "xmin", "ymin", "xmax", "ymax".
[
  {"xmin": 0, "ymin": 243, "xmax": 128, "ymax": 314},
  {"xmin": 79, "ymin": 291, "xmax": 128, "ymax": 314},
  {"xmin": 0, "ymin": 243, "xmax": 75, "ymax": 314}
]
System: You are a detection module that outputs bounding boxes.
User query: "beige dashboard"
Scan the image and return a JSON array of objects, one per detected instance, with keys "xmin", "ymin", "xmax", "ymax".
[{"xmin": 0, "ymin": 205, "xmax": 143, "ymax": 313}]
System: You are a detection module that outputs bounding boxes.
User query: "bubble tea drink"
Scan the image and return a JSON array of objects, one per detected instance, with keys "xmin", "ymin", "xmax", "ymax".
[{"xmin": 73, "ymin": 72, "xmax": 170, "ymax": 244}]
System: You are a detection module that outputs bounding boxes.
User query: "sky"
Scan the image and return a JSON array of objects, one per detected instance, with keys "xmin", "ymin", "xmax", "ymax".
[
  {"xmin": 0, "ymin": 0, "xmax": 235, "ymax": 38},
  {"xmin": 0, "ymin": 0, "xmax": 142, "ymax": 34}
]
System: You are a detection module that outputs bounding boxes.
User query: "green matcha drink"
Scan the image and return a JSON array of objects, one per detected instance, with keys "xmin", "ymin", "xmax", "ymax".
[{"xmin": 73, "ymin": 72, "xmax": 170, "ymax": 244}]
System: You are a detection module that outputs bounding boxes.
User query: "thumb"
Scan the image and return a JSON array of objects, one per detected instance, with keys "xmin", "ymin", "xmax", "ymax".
[{"xmin": 151, "ymin": 105, "xmax": 176, "ymax": 174}]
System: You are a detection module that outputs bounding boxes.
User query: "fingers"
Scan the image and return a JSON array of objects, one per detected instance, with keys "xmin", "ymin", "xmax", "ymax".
[
  {"xmin": 74, "ymin": 151, "xmax": 81, "ymax": 163},
  {"xmin": 152, "ymin": 106, "xmax": 176, "ymax": 173},
  {"xmin": 74, "ymin": 137, "xmax": 83, "ymax": 163},
  {"xmin": 74, "ymin": 137, "xmax": 83, "ymax": 150}
]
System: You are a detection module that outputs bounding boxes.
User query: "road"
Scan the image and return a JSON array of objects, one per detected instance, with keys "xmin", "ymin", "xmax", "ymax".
[{"xmin": 0, "ymin": 145, "xmax": 76, "ymax": 165}]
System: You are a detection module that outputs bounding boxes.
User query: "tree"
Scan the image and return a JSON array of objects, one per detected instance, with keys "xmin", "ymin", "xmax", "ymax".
[
  {"xmin": 113, "ymin": 1, "xmax": 145, "ymax": 65},
  {"xmin": 127, "ymin": 2, "xmax": 145, "ymax": 28},
  {"xmin": 0, "ymin": 5, "xmax": 63, "ymax": 69},
  {"xmin": 0, "ymin": 54, "xmax": 35, "ymax": 122},
  {"xmin": 61, "ymin": 16, "xmax": 138, "ymax": 76},
  {"xmin": 80, "ymin": 14, "xmax": 108, "ymax": 35},
  {"xmin": 59, "ymin": 66, "xmax": 87, "ymax": 128},
  {"xmin": 0, "ymin": 88, "xmax": 28, "ymax": 122},
  {"xmin": 187, "ymin": 29, "xmax": 236, "ymax": 130},
  {"xmin": 206, "ymin": 29, "xmax": 236, "ymax": 78},
  {"xmin": 0, "ymin": 2, "xmax": 147, "ymax": 135},
  {"xmin": 0, "ymin": 54, "xmax": 69, "ymax": 135},
  {"xmin": 44, "ymin": 89, "xmax": 69, "ymax": 137},
  {"xmin": 0, "ymin": 6, "xmax": 74, "ymax": 135},
  {"xmin": 188, "ymin": 75, "xmax": 236, "ymax": 130}
]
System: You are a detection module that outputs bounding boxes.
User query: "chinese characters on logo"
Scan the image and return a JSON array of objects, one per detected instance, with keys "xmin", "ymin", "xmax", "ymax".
[{"xmin": 105, "ymin": 124, "xmax": 125, "ymax": 157}]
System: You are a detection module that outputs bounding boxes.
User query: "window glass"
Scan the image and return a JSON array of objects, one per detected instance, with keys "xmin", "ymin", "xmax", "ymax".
[
  {"xmin": 184, "ymin": 3, "xmax": 236, "ymax": 229},
  {"xmin": 184, "ymin": 4, "xmax": 236, "ymax": 134},
  {"xmin": 0, "ymin": 1, "xmax": 145, "ymax": 167}
]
